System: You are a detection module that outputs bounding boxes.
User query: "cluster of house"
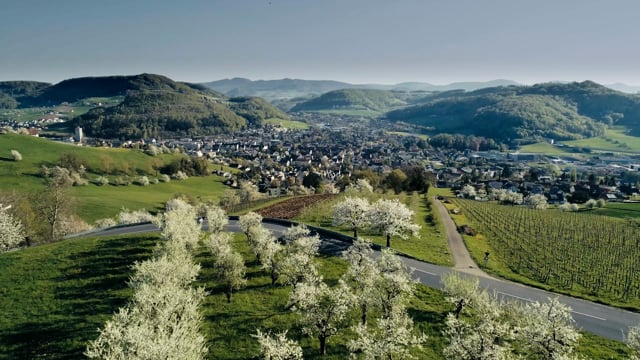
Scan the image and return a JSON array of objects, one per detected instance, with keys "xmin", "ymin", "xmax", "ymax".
[
  {"xmin": 6, "ymin": 107, "xmax": 640, "ymax": 202},
  {"xmin": 437, "ymin": 150, "xmax": 640, "ymax": 203}
]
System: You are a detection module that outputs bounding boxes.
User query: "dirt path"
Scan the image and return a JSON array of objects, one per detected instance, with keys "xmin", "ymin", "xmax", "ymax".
[{"xmin": 433, "ymin": 197, "xmax": 494, "ymax": 278}]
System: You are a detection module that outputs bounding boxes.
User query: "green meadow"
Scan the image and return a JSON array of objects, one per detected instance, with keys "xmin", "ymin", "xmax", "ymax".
[
  {"xmin": 0, "ymin": 133, "xmax": 230, "ymax": 222},
  {"xmin": 0, "ymin": 231, "xmax": 631, "ymax": 359},
  {"xmin": 263, "ymin": 118, "xmax": 310, "ymax": 129}
]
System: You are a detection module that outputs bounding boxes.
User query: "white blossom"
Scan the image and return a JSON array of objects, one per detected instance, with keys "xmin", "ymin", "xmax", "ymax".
[
  {"xmin": 333, "ymin": 197, "xmax": 371, "ymax": 238},
  {"xmin": 289, "ymin": 279, "xmax": 355, "ymax": 355},
  {"xmin": 348, "ymin": 304, "xmax": 427, "ymax": 360},
  {"xmin": 254, "ymin": 330, "xmax": 303, "ymax": 360},
  {"xmin": 0, "ymin": 208, "xmax": 24, "ymax": 253},
  {"xmin": 368, "ymin": 199, "xmax": 420, "ymax": 248}
]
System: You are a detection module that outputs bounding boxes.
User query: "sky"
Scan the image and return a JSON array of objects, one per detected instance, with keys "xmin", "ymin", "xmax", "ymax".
[{"xmin": 1, "ymin": 0, "xmax": 639, "ymax": 85}]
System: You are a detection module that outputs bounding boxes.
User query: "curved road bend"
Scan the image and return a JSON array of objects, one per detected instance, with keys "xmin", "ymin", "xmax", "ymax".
[{"xmin": 81, "ymin": 220, "xmax": 640, "ymax": 342}]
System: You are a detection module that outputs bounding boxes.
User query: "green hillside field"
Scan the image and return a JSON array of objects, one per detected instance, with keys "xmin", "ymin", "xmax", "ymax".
[
  {"xmin": 0, "ymin": 133, "xmax": 230, "ymax": 222},
  {"xmin": 0, "ymin": 232, "xmax": 631, "ymax": 359}
]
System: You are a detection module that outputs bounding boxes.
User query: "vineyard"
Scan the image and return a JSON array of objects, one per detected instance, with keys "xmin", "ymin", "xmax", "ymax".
[{"xmin": 449, "ymin": 198, "xmax": 640, "ymax": 304}]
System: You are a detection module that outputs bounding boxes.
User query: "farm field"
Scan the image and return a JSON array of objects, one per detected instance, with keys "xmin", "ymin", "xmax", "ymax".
[
  {"xmin": 0, "ymin": 230, "xmax": 631, "ymax": 359},
  {"xmin": 446, "ymin": 198, "xmax": 640, "ymax": 310}
]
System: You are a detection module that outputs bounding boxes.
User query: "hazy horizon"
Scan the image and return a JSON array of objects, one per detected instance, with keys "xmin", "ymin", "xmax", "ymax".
[{"xmin": 2, "ymin": 0, "xmax": 640, "ymax": 86}]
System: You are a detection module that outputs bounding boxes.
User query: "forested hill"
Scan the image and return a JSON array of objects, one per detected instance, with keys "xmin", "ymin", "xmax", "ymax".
[
  {"xmin": 72, "ymin": 91, "xmax": 289, "ymax": 139},
  {"xmin": 22, "ymin": 73, "xmax": 224, "ymax": 106},
  {"xmin": 0, "ymin": 81, "xmax": 51, "ymax": 108},
  {"xmin": 385, "ymin": 81, "xmax": 640, "ymax": 144},
  {"xmin": 290, "ymin": 89, "xmax": 423, "ymax": 113}
]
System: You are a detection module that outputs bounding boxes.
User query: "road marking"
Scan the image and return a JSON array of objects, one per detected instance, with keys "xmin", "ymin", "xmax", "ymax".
[
  {"xmin": 496, "ymin": 291, "xmax": 534, "ymax": 303},
  {"xmin": 571, "ymin": 311, "xmax": 606, "ymax": 321},
  {"xmin": 497, "ymin": 292, "xmax": 606, "ymax": 321},
  {"xmin": 411, "ymin": 268, "xmax": 437, "ymax": 276}
]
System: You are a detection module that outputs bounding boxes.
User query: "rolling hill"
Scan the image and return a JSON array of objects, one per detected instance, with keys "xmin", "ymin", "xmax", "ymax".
[
  {"xmin": 71, "ymin": 91, "xmax": 288, "ymax": 139},
  {"xmin": 290, "ymin": 88, "xmax": 425, "ymax": 114},
  {"xmin": 0, "ymin": 81, "xmax": 51, "ymax": 108},
  {"xmin": 385, "ymin": 81, "xmax": 640, "ymax": 144},
  {"xmin": 0, "ymin": 74, "xmax": 288, "ymax": 138},
  {"xmin": 20, "ymin": 73, "xmax": 224, "ymax": 107}
]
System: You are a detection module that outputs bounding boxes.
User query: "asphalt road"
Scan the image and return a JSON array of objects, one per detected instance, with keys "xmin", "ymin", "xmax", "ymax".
[{"xmin": 82, "ymin": 220, "xmax": 640, "ymax": 342}]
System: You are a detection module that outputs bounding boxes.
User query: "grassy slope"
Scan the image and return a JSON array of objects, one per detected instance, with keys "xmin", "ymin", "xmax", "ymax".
[
  {"xmin": 518, "ymin": 142, "xmax": 573, "ymax": 154},
  {"xmin": 0, "ymin": 133, "xmax": 230, "ymax": 222},
  {"xmin": 564, "ymin": 128, "xmax": 640, "ymax": 153},
  {"xmin": 263, "ymin": 118, "xmax": 309, "ymax": 129},
  {"xmin": 0, "ymin": 231, "xmax": 630, "ymax": 359},
  {"xmin": 588, "ymin": 202, "xmax": 640, "ymax": 219},
  {"xmin": 0, "ymin": 234, "xmax": 159, "ymax": 360},
  {"xmin": 294, "ymin": 190, "xmax": 456, "ymax": 266},
  {"xmin": 72, "ymin": 176, "xmax": 228, "ymax": 222}
]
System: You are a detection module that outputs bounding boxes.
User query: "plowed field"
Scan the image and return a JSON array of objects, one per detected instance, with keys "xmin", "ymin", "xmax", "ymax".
[{"xmin": 256, "ymin": 194, "xmax": 337, "ymax": 219}]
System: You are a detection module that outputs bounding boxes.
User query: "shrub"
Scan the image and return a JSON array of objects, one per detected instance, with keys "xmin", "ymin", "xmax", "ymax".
[
  {"xmin": 117, "ymin": 208, "xmax": 155, "ymax": 225},
  {"xmin": 159, "ymin": 174, "xmax": 171, "ymax": 183},
  {"xmin": 10, "ymin": 149, "xmax": 22, "ymax": 161},
  {"xmin": 94, "ymin": 176, "xmax": 109, "ymax": 186},
  {"xmin": 94, "ymin": 218, "xmax": 117, "ymax": 229},
  {"xmin": 172, "ymin": 171, "xmax": 189, "ymax": 180},
  {"xmin": 70, "ymin": 172, "xmax": 88, "ymax": 186},
  {"xmin": 584, "ymin": 199, "xmax": 597, "ymax": 209},
  {"xmin": 134, "ymin": 176, "xmax": 150, "ymax": 186}
]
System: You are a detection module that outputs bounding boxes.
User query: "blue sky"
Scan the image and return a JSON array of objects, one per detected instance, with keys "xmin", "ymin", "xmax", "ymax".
[{"xmin": 1, "ymin": 0, "xmax": 639, "ymax": 85}]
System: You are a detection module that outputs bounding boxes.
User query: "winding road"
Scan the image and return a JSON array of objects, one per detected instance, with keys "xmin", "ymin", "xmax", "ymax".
[{"xmin": 77, "ymin": 211, "xmax": 640, "ymax": 342}]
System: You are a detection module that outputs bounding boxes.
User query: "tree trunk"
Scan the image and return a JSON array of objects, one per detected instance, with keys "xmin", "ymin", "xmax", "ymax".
[
  {"xmin": 361, "ymin": 302, "xmax": 368, "ymax": 325},
  {"xmin": 271, "ymin": 269, "xmax": 278, "ymax": 286},
  {"xmin": 319, "ymin": 336, "xmax": 327, "ymax": 356},
  {"xmin": 226, "ymin": 288, "xmax": 232, "ymax": 303},
  {"xmin": 353, "ymin": 227, "xmax": 358, "ymax": 239},
  {"xmin": 386, "ymin": 234, "xmax": 391, "ymax": 248}
]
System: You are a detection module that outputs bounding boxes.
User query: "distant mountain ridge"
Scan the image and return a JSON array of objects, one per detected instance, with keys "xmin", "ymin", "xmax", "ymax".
[{"xmin": 202, "ymin": 78, "xmax": 521, "ymax": 100}]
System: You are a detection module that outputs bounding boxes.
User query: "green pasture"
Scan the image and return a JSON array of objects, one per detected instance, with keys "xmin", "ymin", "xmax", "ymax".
[
  {"xmin": 72, "ymin": 176, "xmax": 228, "ymax": 223},
  {"xmin": 263, "ymin": 118, "xmax": 309, "ymax": 129},
  {"xmin": 587, "ymin": 202, "xmax": 640, "ymax": 219},
  {"xmin": 562, "ymin": 128, "xmax": 640, "ymax": 153},
  {"xmin": 387, "ymin": 131, "xmax": 429, "ymax": 140},
  {"xmin": 0, "ymin": 133, "xmax": 232, "ymax": 222},
  {"xmin": 518, "ymin": 142, "xmax": 572, "ymax": 155},
  {"xmin": 312, "ymin": 109, "xmax": 381, "ymax": 117}
]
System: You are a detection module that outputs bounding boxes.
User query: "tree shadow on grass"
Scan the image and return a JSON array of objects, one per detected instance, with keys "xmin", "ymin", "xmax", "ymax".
[
  {"xmin": 0, "ymin": 236, "xmax": 157, "ymax": 360},
  {"xmin": 1, "ymin": 320, "xmax": 90, "ymax": 360}
]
